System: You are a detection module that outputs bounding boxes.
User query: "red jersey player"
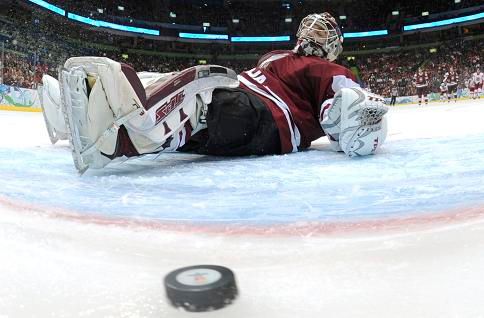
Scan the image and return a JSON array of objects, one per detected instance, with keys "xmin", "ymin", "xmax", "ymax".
[
  {"xmin": 414, "ymin": 69, "xmax": 429, "ymax": 106},
  {"xmin": 444, "ymin": 67, "xmax": 459, "ymax": 102},
  {"xmin": 40, "ymin": 13, "xmax": 389, "ymax": 172}
]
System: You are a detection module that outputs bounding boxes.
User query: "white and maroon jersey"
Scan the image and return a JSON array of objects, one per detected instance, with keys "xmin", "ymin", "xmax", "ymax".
[
  {"xmin": 238, "ymin": 50, "xmax": 359, "ymax": 153},
  {"xmin": 467, "ymin": 78, "xmax": 476, "ymax": 90},
  {"xmin": 472, "ymin": 71, "xmax": 483, "ymax": 85},
  {"xmin": 440, "ymin": 82, "xmax": 448, "ymax": 92},
  {"xmin": 414, "ymin": 72, "xmax": 428, "ymax": 88},
  {"xmin": 444, "ymin": 71, "xmax": 458, "ymax": 85}
]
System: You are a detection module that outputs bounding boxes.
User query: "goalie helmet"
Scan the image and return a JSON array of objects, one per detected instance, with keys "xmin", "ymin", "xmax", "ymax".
[{"xmin": 295, "ymin": 13, "xmax": 343, "ymax": 61}]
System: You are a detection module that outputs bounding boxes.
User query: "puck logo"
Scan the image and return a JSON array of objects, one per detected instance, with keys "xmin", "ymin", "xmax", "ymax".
[
  {"xmin": 155, "ymin": 91, "xmax": 185, "ymax": 125},
  {"xmin": 176, "ymin": 268, "xmax": 222, "ymax": 286},
  {"xmin": 165, "ymin": 265, "xmax": 238, "ymax": 311}
]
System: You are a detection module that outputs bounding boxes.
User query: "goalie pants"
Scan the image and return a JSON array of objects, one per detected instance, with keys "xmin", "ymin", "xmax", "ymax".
[{"xmin": 179, "ymin": 88, "xmax": 281, "ymax": 156}]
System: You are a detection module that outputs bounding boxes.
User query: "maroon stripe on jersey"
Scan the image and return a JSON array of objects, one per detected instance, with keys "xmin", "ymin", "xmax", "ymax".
[
  {"xmin": 120, "ymin": 63, "xmax": 147, "ymax": 107},
  {"xmin": 146, "ymin": 68, "xmax": 196, "ymax": 110}
]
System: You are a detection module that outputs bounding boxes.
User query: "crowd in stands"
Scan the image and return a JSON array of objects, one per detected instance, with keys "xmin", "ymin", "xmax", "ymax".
[
  {"xmin": 1, "ymin": 0, "xmax": 483, "ymax": 100},
  {"xmin": 2, "ymin": 52, "xmax": 48, "ymax": 88},
  {"xmin": 355, "ymin": 39, "xmax": 483, "ymax": 96}
]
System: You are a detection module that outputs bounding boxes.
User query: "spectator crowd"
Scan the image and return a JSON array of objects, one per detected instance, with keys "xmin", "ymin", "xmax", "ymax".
[{"xmin": 0, "ymin": 0, "xmax": 482, "ymax": 99}]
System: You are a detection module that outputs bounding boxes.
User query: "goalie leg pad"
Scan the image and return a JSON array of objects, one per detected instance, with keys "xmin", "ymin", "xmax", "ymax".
[
  {"xmin": 322, "ymin": 87, "xmax": 388, "ymax": 157},
  {"xmin": 60, "ymin": 58, "xmax": 146, "ymax": 173},
  {"xmin": 59, "ymin": 57, "xmax": 239, "ymax": 172},
  {"xmin": 39, "ymin": 74, "xmax": 68, "ymax": 144},
  {"xmin": 125, "ymin": 65, "xmax": 239, "ymax": 153},
  {"xmin": 60, "ymin": 66, "xmax": 116, "ymax": 172}
]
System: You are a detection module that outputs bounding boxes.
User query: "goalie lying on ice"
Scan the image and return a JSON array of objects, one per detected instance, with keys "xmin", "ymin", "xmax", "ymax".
[{"xmin": 39, "ymin": 12, "xmax": 388, "ymax": 173}]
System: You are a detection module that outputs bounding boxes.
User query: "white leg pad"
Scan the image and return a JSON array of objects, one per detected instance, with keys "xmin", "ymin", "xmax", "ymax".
[
  {"xmin": 124, "ymin": 65, "xmax": 239, "ymax": 154},
  {"xmin": 39, "ymin": 74, "xmax": 68, "ymax": 144},
  {"xmin": 59, "ymin": 57, "xmax": 145, "ymax": 173},
  {"xmin": 59, "ymin": 57, "xmax": 239, "ymax": 173}
]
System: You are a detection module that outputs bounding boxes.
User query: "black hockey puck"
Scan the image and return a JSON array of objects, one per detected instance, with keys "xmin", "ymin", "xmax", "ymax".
[{"xmin": 164, "ymin": 265, "xmax": 238, "ymax": 312}]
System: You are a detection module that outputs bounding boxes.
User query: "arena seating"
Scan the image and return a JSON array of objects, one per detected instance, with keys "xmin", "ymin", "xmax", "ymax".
[{"xmin": 0, "ymin": 0, "xmax": 482, "ymax": 98}]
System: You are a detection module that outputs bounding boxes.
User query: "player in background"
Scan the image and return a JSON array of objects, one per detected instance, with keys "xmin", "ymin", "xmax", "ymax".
[
  {"xmin": 414, "ymin": 68, "xmax": 429, "ymax": 106},
  {"xmin": 472, "ymin": 67, "xmax": 483, "ymax": 99},
  {"xmin": 444, "ymin": 67, "xmax": 459, "ymax": 102},
  {"xmin": 389, "ymin": 86, "xmax": 398, "ymax": 106},
  {"xmin": 468, "ymin": 77, "xmax": 477, "ymax": 100},
  {"xmin": 39, "ymin": 13, "xmax": 389, "ymax": 172},
  {"xmin": 439, "ymin": 81, "xmax": 448, "ymax": 102}
]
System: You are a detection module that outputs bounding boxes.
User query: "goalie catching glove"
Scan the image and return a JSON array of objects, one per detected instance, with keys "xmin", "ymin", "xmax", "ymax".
[{"xmin": 321, "ymin": 87, "xmax": 388, "ymax": 157}]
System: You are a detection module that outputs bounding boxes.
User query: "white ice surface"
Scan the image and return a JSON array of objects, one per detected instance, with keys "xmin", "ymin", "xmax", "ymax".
[{"xmin": 1, "ymin": 100, "xmax": 484, "ymax": 317}]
